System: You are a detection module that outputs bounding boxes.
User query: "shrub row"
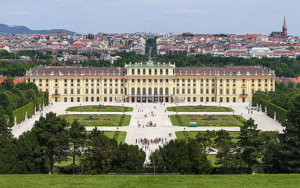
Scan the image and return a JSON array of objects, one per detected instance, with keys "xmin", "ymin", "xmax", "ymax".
[{"xmin": 12, "ymin": 102, "xmax": 34, "ymax": 124}]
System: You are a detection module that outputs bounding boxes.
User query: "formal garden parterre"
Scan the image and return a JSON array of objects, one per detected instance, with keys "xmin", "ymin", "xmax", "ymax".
[
  {"xmin": 170, "ymin": 114, "xmax": 246, "ymax": 127},
  {"xmin": 65, "ymin": 105, "xmax": 133, "ymax": 112},
  {"xmin": 60, "ymin": 114, "xmax": 131, "ymax": 126},
  {"xmin": 167, "ymin": 105, "xmax": 234, "ymax": 112}
]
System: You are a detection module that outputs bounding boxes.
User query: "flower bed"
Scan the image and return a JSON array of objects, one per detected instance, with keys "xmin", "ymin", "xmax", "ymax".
[
  {"xmin": 61, "ymin": 115, "xmax": 67, "ymax": 119},
  {"xmin": 202, "ymin": 118, "xmax": 218, "ymax": 120},
  {"xmin": 93, "ymin": 107, "xmax": 107, "ymax": 108},
  {"xmin": 183, "ymin": 131, "xmax": 189, "ymax": 142},
  {"xmin": 114, "ymin": 131, "xmax": 119, "ymax": 140},
  {"xmin": 84, "ymin": 118, "xmax": 99, "ymax": 120},
  {"xmin": 176, "ymin": 115, "xmax": 183, "ymax": 126},
  {"xmin": 119, "ymin": 115, "xmax": 125, "ymax": 126},
  {"xmin": 233, "ymin": 115, "xmax": 244, "ymax": 123}
]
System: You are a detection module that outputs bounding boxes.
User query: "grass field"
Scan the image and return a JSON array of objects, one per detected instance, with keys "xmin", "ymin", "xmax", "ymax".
[
  {"xmin": 60, "ymin": 114, "xmax": 131, "ymax": 126},
  {"xmin": 1, "ymin": 174, "xmax": 300, "ymax": 188},
  {"xmin": 167, "ymin": 105, "xmax": 233, "ymax": 112},
  {"xmin": 175, "ymin": 131, "xmax": 240, "ymax": 145},
  {"xmin": 66, "ymin": 105, "xmax": 133, "ymax": 112},
  {"xmin": 170, "ymin": 114, "xmax": 245, "ymax": 127}
]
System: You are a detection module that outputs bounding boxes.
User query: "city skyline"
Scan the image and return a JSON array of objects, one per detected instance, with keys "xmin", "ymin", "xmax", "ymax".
[{"xmin": 1, "ymin": 0, "xmax": 299, "ymax": 35}]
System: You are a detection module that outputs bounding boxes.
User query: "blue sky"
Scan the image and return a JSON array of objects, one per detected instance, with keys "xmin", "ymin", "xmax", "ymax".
[{"xmin": 1, "ymin": 0, "xmax": 299, "ymax": 35}]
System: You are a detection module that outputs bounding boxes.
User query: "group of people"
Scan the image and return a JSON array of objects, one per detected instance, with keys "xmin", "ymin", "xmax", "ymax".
[{"xmin": 136, "ymin": 137, "xmax": 167, "ymax": 145}]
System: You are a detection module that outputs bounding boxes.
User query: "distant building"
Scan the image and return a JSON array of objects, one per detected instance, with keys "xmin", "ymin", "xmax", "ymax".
[
  {"xmin": 49, "ymin": 31, "xmax": 68, "ymax": 38},
  {"xmin": 269, "ymin": 17, "xmax": 288, "ymax": 38},
  {"xmin": 166, "ymin": 49, "xmax": 189, "ymax": 55},
  {"xmin": 26, "ymin": 61, "xmax": 275, "ymax": 103}
]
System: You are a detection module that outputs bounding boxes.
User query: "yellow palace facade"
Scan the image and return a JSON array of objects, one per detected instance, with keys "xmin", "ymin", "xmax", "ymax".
[{"xmin": 25, "ymin": 60, "xmax": 275, "ymax": 103}]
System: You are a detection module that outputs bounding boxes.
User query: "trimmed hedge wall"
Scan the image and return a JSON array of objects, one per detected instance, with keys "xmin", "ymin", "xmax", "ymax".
[
  {"xmin": 13, "ymin": 102, "xmax": 34, "ymax": 123},
  {"xmin": 252, "ymin": 92, "xmax": 287, "ymax": 123},
  {"xmin": 12, "ymin": 91, "xmax": 49, "ymax": 124}
]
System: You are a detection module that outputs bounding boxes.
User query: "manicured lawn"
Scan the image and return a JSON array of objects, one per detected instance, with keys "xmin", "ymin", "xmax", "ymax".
[
  {"xmin": 66, "ymin": 105, "xmax": 133, "ymax": 112},
  {"xmin": 1, "ymin": 174, "xmax": 300, "ymax": 188},
  {"xmin": 60, "ymin": 114, "xmax": 131, "ymax": 126},
  {"xmin": 167, "ymin": 105, "xmax": 233, "ymax": 112},
  {"xmin": 170, "ymin": 114, "xmax": 245, "ymax": 127},
  {"xmin": 103, "ymin": 131, "xmax": 127, "ymax": 144},
  {"xmin": 207, "ymin": 154, "xmax": 219, "ymax": 167}
]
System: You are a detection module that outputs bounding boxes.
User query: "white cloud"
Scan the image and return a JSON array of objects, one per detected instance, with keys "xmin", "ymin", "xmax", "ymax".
[
  {"xmin": 9, "ymin": 11, "xmax": 32, "ymax": 15},
  {"xmin": 177, "ymin": 8, "xmax": 197, "ymax": 13}
]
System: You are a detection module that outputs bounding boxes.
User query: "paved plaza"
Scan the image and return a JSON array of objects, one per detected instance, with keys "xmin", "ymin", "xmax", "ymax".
[{"xmin": 12, "ymin": 101, "xmax": 284, "ymax": 162}]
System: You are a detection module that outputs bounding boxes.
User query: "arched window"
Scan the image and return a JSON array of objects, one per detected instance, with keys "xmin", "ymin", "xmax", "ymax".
[
  {"xmin": 242, "ymin": 89, "xmax": 245, "ymax": 95},
  {"xmin": 160, "ymin": 87, "xmax": 163, "ymax": 95},
  {"xmin": 143, "ymin": 88, "xmax": 146, "ymax": 95},
  {"xmin": 132, "ymin": 69, "xmax": 135, "ymax": 75},
  {"xmin": 138, "ymin": 69, "xmax": 140, "ymax": 75},
  {"xmin": 154, "ymin": 88, "xmax": 158, "ymax": 95},
  {"xmin": 160, "ymin": 69, "xmax": 163, "ymax": 75},
  {"xmin": 131, "ymin": 88, "xmax": 135, "ymax": 95},
  {"xmin": 149, "ymin": 69, "xmax": 152, "ymax": 75},
  {"xmin": 165, "ymin": 88, "xmax": 169, "ymax": 95},
  {"xmin": 137, "ymin": 87, "xmax": 141, "ymax": 95},
  {"xmin": 155, "ymin": 69, "xmax": 157, "ymax": 75},
  {"xmin": 125, "ymin": 88, "xmax": 127, "ymax": 95},
  {"xmin": 143, "ymin": 69, "xmax": 146, "ymax": 75},
  {"xmin": 148, "ymin": 88, "xmax": 152, "ymax": 95},
  {"xmin": 55, "ymin": 89, "xmax": 58, "ymax": 95},
  {"xmin": 166, "ymin": 69, "xmax": 168, "ymax": 75}
]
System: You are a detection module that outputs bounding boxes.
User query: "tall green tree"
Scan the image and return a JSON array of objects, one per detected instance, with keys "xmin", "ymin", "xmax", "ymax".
[
  {"xmin": 195, "ymin": 130, "xmax": 215, "ymax": 155},
  {"xmin": 278, "ymin": 94, "xmax": 300, "ymax": 173},
  {"xmin": 214, "ymin": 130, "xmax": 238, "ymax": 174},
  {"xmin": 238, "ymin": 118, "xmax": 263, "ymax": 172},
  {"xmin": 150, "ymin": 139, "xmax": 212, "ymax": 174},
  {"xmin": 31, "ymin": 112, "xmax": 70, "ymax": 174},
  {"xmin": 1, "ymin": 77, "xmax": 14, "ymax": 90},
  {"xmin": 69, "ymin": 120, "xmax": 86, "ymax": 174},
  {"xmin": 83, "ymin": 133, "xmax": 118, "ymax": 174},
  {"xmin": 111, "ymin": 143, "xmax": 145, "ymax": 173}
]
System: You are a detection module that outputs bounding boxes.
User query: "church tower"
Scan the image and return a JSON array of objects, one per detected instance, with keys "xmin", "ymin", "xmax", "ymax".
[{"xmin": 282, "ymin": 16, "xmax": 287, "ymax": 37}]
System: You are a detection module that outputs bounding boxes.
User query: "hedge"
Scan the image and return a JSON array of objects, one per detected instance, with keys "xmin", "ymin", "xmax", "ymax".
[
  {"xmin": 12, "ymin": 91, "xmax": 49, "ymax": 124},
  {"xmin": 12, "ymin": 102, "xmax": 34, "ymax": 124},
  {"xmin": 252, "ymin": 92, "xmax": 287, "ymax": 123}
]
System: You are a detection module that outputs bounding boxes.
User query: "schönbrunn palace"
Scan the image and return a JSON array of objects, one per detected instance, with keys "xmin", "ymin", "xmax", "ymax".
[{"xmin": 25, "ymin": 60, "xmax": 275, "ymax": 103}]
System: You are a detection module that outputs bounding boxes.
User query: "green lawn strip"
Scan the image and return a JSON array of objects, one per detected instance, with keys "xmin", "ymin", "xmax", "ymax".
[
  {"xmin": 167, "ymin": 106, "xmax": 233, "ymax": 112},
  {"xmin": 66, "ymin": 105, "xmax": 133, "ymax": 112},
  {"xmin": 59, "ymin": 114, "xmax": 131, "ymax": 127},
  {"xmin": 207, "ymin": 154, "xmax": 220, "ymax": 167},
  {"xmin": 1, "ymin": 174, "xmax": 300, "ymax": 188},
  {"xmin": 55, "ymin": 156, "xmax": 80, "ymax": 167},
  {"xmin": 175, "ymin": 131, "xmax": 186, "ymax": 140},
  {"xmin": 116, "ymin": 131, "xmax": 127, "ymax": 144},
  {"xmin": 170, "ymin": 114, "xmax": 245, "ymax": 127}
]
